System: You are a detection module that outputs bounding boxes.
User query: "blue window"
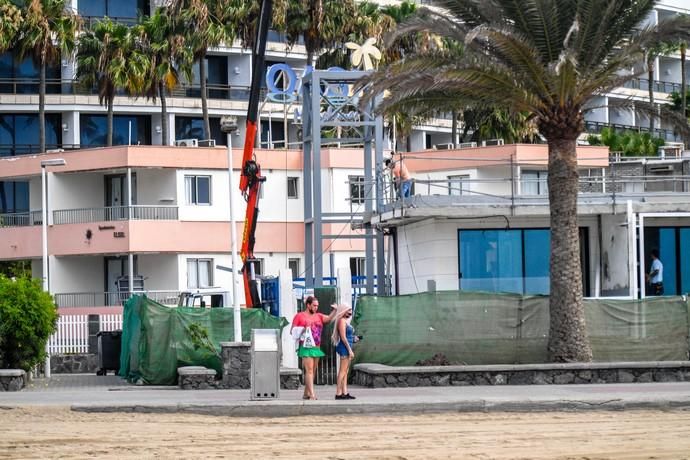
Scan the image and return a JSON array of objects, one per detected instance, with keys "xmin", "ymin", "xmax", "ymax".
[
  {"xmin": 458, "ymin": 228, "xmax": 588, "ymax": 295},
  {"xmin": 79, "ymin": 0, "xmax": 149, "ymax": 20},
  {"xmin": 174, "ymin": 116, "xmax": 225, "ymax": 146},
  {"xmin": 0, "ymin": 51, "xmax": 61, "ymax": 94},
  {"xmin": 645, "ymin": 226, "xmax": 690, "ymax": 296},
  {"xmin": 80, "ymin": 114, "xmax": 151, "ymax": 147},
  {"xmin": 0, "ymin": 114, "xmax": 62, "ymax": 157},
  {"xmin": 0, "ymin": 181, "xmax": 29, "ymax": 214}
]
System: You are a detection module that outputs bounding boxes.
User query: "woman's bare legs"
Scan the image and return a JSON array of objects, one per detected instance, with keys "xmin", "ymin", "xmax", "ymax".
[
  {"xmin": 336, "ymin": 356, "xmax": 351, "ymax": 396},
  {"xmin": 302, "ymin": 357, "xmax": 316, "ymax": 399}
]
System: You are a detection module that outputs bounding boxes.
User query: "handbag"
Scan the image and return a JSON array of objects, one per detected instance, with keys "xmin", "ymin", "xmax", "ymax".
[{"xmin": 301, "ymin": 326, "xmax": 316, "ymax": 348}]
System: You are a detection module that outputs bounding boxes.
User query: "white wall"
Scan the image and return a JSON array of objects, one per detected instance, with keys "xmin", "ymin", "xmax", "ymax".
[
  {"xmin": 137, "ymin": 169, "xmax": 177, "ymax": 205},
  {"xmin": 584, "ymin": 96, "xmax": 608, "ymax": 124},
  {"xmin": 51, "ymin": 256, "xmax": 103, "ymax": 293},
  {"xmin": 260, "ymin": 169, "xmax": 304, "ymax": 221},
  {"xmin": 176, "ymin": 169, "xmax": 230, "ymax": 221},
  {"xmin": 138, "ymin": 254, "xmax": 179, "ymax": 291},
  {"xmin": 51, "ymin": 172, "xmax": 103, "ymax": 211}
]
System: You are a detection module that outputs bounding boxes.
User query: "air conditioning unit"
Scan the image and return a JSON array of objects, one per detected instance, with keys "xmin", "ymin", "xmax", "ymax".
[
  {"xmin": 434, "ymin": 143, "xmax": 454, "ymax": 150},
  {"xmin": 175, "ymin": 138, "xmax": 199, "ymax": 147},
  {"xmin": 649, "ymin": 164, "xmax": 674, "ymax": 172},
  {"xmin": 457, "ymin": 142, "xmax": 477, "ymax": 149},
  {"xmin": 198, "ymin": 139, "xmax": 216, "ymax": 147}
]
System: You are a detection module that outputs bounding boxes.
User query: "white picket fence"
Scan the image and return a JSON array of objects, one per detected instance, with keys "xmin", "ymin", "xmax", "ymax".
[{"xmin": 47, "ymin": 314, "xmax": 123, "ymax": 354}]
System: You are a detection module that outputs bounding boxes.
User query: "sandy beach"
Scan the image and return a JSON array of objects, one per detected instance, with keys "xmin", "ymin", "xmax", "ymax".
[{"xmin": 1, "ymin": 407, "xmax": 689, "ymax": 459}]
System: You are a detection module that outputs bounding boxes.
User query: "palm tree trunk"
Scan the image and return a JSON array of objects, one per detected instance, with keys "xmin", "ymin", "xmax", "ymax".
[
  {"xmin": 307, "ymin": 51, "xmax": 315, "ymax": 69},
  {"xmin": 200, "ymin": 52, "xmax": 210, "ymax": 141},
  {"xmin": 39, "ymin": 58, "xmax": 46, "ymax": 153},
  {"xmin": 682, "ymin": 44, "xmax": 687, "ymax": 122},
  {"xmin": 107, "ymin": 96, "xmax": 114, "ymax": 147},
  {"xmin": 451, "ymin": 110, "xmax": 457, "ymax": 148},
  {"xmin": 159, "ymin": 80, "xmax": 169, "ymax": 146},
  {"xmin": 648, "ymin": 66, "xmax": 655, "ymax": 132},
  {"xmin": 546, "ymin": 137, "xmax": 592, "ymax": 362}
]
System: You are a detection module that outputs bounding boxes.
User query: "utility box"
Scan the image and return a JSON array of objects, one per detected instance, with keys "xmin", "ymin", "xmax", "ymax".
[{"xmin": 250, "ymin": 329, "xmax": 281, "ymax": 400}]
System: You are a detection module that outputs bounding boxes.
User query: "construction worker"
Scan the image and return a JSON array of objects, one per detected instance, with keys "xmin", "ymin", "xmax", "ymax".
[{"xmin": 385, "ymin": 154, "xmax": 411, "ymax": 199}]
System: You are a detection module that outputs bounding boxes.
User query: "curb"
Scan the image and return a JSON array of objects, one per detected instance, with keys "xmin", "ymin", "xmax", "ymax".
[{"xmin": 71, "ymin": 398, "xmax": 690, "ymax": 418}]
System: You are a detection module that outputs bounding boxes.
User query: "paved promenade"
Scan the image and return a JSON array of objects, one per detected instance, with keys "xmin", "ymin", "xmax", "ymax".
[{"xmin": 1, "ymin": 375, "xmax": 690, "ymax": 417}]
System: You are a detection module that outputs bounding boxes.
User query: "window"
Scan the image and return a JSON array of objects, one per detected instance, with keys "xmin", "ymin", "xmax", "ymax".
[
  {"xmin": 349, "ymin": 175, "xmax": 365, "ymax": 205},
  {"xmin": 521, "ymin": 170, "xmax": 548, "ymax": 195},
  {"xmin": 80, "ymin": 114, "xmax": 151, "ymax": 147},
  {"xmin": 448, "ymin": 175, "xmax": 470, "ymax": 196},
  {"xmin": 0, "ymin": 181, "xmax": 29, "ymax": 213},
  {"xmin": 185, "ymin": 176, "xmax": 211, "ymax": 205},
  {"xmin": 187, "ymin": 258, "xmax": 213, "ymax": 288},
  {"xmin": 0, "ymin": 114, "xmax": 62, "ymax": 157},
  {"xmin": 350, "ymin": 257, "xmax": 366, "ymax": 278},
  {"xmin": 287, "ymin": 177, "xmax": 299, "ymax": 199},
  {"xmin": 175, "ymin": 116, "xmax": 226, "ymax": 146},
  {"xmin": 251, "ymin": 258, "xmax": 264, "ymax": 276},
  {"xmin": 78, "ymin": 0, "xmax": 149, "ymax": 20},
  {"xmin": 288, "ymin": 258, "xmax": 300, "ymax": 279}
]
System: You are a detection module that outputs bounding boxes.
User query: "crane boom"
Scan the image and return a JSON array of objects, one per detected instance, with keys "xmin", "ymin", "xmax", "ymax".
[{"xmin": 239, "ymin": 0, "xmax": 272, "ymax": 308}]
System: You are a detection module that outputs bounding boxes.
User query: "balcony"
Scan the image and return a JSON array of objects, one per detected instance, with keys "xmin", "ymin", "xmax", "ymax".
[
  {"xmin": 0, "ymin": 206, "xmax": 178, "ymax": 228},
  {"xmin": 584, "ymin": 121, "xmax": 682, "ymax": 142},
  {"xmin": 54, "ymin": 290, "xmax": 180, "ymax": 308},
  {"xmin": 623, "ymin": 77, "xmax": 684, "ymax": 94}
]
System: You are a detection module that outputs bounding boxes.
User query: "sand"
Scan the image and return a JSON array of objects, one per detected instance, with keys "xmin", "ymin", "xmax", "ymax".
[{"xmin": 1, "ymin": 407, "xmax": 689, "ymax": 459}]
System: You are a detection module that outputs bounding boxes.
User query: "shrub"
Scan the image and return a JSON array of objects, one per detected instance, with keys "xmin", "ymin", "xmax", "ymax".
[{"xmin": 0, "ymin": 275, "xmax": 58, "ymax": 371}]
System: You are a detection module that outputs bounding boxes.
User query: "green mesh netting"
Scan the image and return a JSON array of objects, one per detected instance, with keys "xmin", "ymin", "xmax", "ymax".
[
  {"xmin": 118, "ymin": 295, "xmax": 287, "ymax": 385},
  {"xmin": 352, "ymin": 291, "xmax": 690, "ymax": 365}
]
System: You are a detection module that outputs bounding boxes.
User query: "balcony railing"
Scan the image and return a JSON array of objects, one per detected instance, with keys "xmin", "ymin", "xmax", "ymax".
[
  {"xmin": 55, "ymin": 290, "xmax": 181, "ymax": 308},
  {"xmin": 623, "ymin": 77, "xmax": 683, "ymax": 94},
  {"xmin": 0, "ymin": 210, "xmax": 42, "ymax": 227},
  {"xmin": 52, "ymin": 205, "xmax": 179, "ymax": 225},
  {"xmin": 584, "ymin": 121, "xmax": 682, "ymax": 142}
]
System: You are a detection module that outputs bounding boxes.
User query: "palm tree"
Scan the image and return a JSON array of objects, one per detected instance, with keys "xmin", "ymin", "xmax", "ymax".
[
  {"xmin": 361, "ymin": 0, "xmax": 690, "ymax": 362},
  {"xmin": 285, "ymin": 0, "xmax": 359, "ymax": 68},
  {"xmin": 134, "ymin": 8, "xmax": 187, "ymax": 146},
  {"xmin": 681, "ymin": 41, "xmax": 687, "ymax": 122},
  {"xmin": 167, "ymin": 0, "xmax": 237, "ymax": 141},
  {"xmin": 76, "ymin": 18, "xmax": 147, "ymax": 146},
  {"xmin": 0, "ymin": 0, "xmax": 22, "ymax": 53},
  {"xmin": 16, "ymin": 0, "xmax": 80, "ymax": 153}
]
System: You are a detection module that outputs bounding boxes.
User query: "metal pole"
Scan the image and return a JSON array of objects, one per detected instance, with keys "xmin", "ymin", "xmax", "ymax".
[
  {"xmin": 41, "ymin": 166, "xmax": 50, "ymax": 379},
  {"xmin": 127, "ymin": 168, "xmax": 133, "ymax": 299},
  {"xmin": 221, "ymin": 115, "xmax": 242, "ymax": 341},
  {"xmin": 228, "ymin": 132, "xmax": 242, "ymax": 341}
]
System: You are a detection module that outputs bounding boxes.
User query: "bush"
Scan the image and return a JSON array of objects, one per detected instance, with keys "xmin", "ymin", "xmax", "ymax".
[{"xmin": 0, "ymin": 275, "xmax": 58, "ymax": 371}]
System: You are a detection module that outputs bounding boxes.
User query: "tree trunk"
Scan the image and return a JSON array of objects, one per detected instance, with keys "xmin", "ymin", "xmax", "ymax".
[
  {"xmin": 682, "ymin": 44, "xmax": 687, "ymax": 122},
  {"xmin": 648, "ymin": 65, "xmax": 655, "ymax": 132},
  {"xmin": 107, "ymin": 95, "xmax": 114, "ymax": 147},
  {"xmin": 307, "ymin": 51, "xmax": 315, "ymax": 70},
  {"xmin": 159, "ymin": 80, "xmax": 169, "ymax": 146},
  {"xmin": 546, "ymin": 137, "xmax": 592, "ymax": 362},
  {"xmin": 200, "ymin": 52, "xmax": 210, "ymax": 142},
  {"xmin": 39, "ymin": 57, "xmax": 46, "ymax": 153},
  {"xmin": 451, "ymin": 110, "xmax": 457, "ymax": 148}
]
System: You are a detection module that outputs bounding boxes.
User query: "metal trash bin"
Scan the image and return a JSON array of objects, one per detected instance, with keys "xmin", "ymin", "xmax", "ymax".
[
  {"xmin": 250, "ymin": 329, "xmax": 281, "ymax": 400},
  {"xmin": 96, "ymin": 330, "xmax": 122, "ymax": 376}
]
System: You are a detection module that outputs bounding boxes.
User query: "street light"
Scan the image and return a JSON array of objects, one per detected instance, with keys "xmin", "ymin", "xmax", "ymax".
[
  {"xmin": 41, "ymin": 158, "xmax": 66, "ymax": 379},
  {"xmin": 220, "ymin": 116, "xmax": 242, "ymax": 342}
]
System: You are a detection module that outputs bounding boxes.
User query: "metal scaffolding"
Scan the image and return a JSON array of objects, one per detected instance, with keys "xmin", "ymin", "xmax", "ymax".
[{"xmin": 301, "ymin": 70, "xmax": 386, "ymax": 294}]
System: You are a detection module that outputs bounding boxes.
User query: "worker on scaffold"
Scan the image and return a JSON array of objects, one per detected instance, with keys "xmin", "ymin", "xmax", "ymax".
[{"xmin": 384, "ymin": 153, "xmax": 411, "ymax": 200}]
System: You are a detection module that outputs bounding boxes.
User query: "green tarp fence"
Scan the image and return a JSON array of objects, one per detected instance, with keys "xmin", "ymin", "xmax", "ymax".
[
  {"xmin": 352, "ymin": 291, "xmax": 690, "ymax": 365},
  {"xmin": 119, "ymin": 295, "xmax": 287, "ymax": 385}
]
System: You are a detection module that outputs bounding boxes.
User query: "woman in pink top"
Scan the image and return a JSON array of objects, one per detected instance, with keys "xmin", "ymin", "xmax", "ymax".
[{"xmin": 291, "ymin": 296, "xmax": 337, "ymax": 400}]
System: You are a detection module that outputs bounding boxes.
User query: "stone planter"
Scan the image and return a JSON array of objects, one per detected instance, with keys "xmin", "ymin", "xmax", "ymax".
[{"xmin": 0, "ymin": 369, "xmax": 26, "ymax": 391}]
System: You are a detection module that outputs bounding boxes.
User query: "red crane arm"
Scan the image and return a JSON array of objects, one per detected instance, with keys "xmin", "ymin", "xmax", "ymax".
[{"xmin": 239, "ymin": 0, "xmax": 272, "ymax": 308}]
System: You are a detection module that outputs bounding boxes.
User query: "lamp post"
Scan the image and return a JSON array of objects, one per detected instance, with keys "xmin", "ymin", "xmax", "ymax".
[
  {"xmin": 41, "ymin": 158, "xmax": 66, "ymax": 378},
  {"xmin": 220, "ymin": 116, "xmax": 242, "ymax": 342}
]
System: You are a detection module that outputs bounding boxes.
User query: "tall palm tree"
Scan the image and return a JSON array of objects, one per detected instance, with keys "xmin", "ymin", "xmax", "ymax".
[
  {"xmin": 361, "ymin": 0, "xmax": 690, "ymax": 362},
  {"xmin": 16, "ymin": 0, "xmax": 80, "ymax": 153},
  {"xmin": 285, "ymin": 0, "xmax": 358, "ymax": 68},
  {"xmin": 681, "ymin": 41, "xmax": 687, "ymax": 121},
  {"xmin": 167, "ymin": 0, "xmax": 237, "ymax": 141},
  {"xmin": 76, "ymin": 18, "xmax": 147, "ymax": 146},
  {"xmin": 134, "ymin": 8, "xmax": 188, "ymax": 146},
  {"xmin": 0, "ymin": 0, "xmax": 22, "ymax": 53}
]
